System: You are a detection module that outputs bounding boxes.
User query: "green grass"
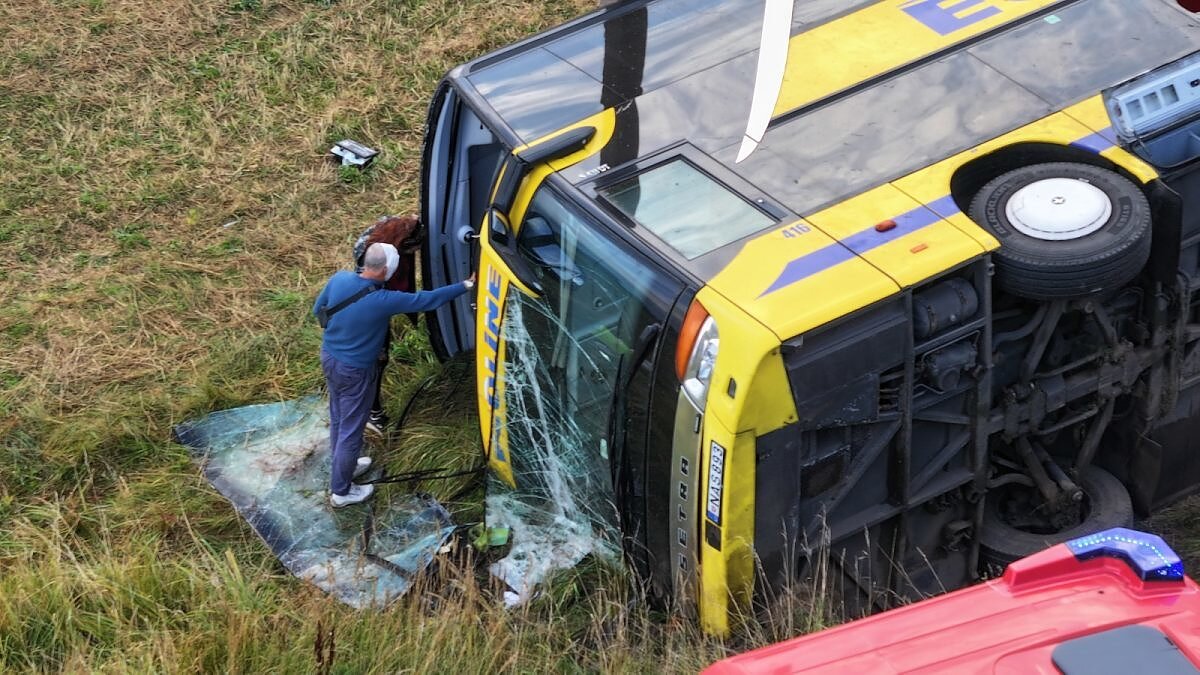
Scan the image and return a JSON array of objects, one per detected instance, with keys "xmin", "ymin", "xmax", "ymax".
[{"xmin": 2, "ymin": 0, "xmax": 1198, "ymax": 671}]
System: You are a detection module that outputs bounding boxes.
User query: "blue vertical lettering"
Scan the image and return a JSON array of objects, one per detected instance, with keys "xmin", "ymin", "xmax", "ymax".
[
  {"xmin": 480, "ymin": 265, "xmax": 504, "ymax": 417},
  {"xmin": 485, "ymin": 297, "xmax": 500, "ymax": 351},
  {"xmin": 492, "ymin": 417, "xmax": 506, "ymax": 461},
  {"xmin": 900, "ymin": 0, "xmax": 1001, "ymax": 36},
  {"xmin": 484, "ymin": 364, "xmax": 496, "ymax": 410},
  {"xmin": 487, "ymin": 267, "xmax": 502, "ymax": 298}
]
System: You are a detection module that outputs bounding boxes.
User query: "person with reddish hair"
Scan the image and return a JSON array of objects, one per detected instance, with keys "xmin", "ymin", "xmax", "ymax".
[
  {"xmin": 352, "ymin": 215, "xmax": 424, "ymax": 434},
  {"xmin": 353, "ymin": 215, "xmax": 422, "ymax": 291}
]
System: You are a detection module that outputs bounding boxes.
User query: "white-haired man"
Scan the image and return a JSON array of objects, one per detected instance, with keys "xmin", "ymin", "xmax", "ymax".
[{"xmin": 313, "ymin": 242, "xmax": 474, "ymax": 507}]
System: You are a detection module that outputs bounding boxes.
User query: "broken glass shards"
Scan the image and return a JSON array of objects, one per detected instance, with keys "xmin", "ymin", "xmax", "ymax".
[
  {"xmin": 174, "ymin": 396, "xmax": 455, "ymax": 608},
  {"xmin": 485, "ymin": 294, "xmax": 623, "ymax": 606}
]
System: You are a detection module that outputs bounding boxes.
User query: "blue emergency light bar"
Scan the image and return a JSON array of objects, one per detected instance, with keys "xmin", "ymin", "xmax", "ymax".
[{"xmin": 1066, "ymin": 528, "xmax": 1184, "ymax": 582}]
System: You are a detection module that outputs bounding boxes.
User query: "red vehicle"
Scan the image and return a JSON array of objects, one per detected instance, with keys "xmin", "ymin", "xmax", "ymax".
[{"xmin": 705, "ymin": 528, "xmax": 1198, "ymax": 674}]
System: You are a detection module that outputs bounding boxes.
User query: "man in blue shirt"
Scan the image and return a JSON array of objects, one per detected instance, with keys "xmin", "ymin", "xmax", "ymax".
[{"xmin": 314, "ymin": 242, "xmax": 474, "ymax": 507}]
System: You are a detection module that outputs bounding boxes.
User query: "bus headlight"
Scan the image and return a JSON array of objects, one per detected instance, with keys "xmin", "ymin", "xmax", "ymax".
[{"xmin": 682, "ymin": 316, "xmax": 719, "ymax": 407}]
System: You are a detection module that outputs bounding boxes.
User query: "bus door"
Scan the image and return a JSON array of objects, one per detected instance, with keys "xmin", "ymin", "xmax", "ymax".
[{"xmin": 421, "ymin": 84, "xmax": 507, "ymax": 359}]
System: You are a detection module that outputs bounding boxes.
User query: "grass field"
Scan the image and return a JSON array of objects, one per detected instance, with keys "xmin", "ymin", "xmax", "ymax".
[{"xmin": 2, "ymin": 0, "xmax": 1198, "ymax": 672}]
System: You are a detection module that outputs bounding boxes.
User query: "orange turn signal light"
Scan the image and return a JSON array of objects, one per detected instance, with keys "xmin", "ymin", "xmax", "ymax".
[{"xmin": 676, "ymin": 300, "xmax": 710, "ymax": 381}]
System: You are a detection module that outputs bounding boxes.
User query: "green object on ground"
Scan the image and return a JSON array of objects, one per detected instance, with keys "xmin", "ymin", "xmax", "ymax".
[
  {"xmin": 488, "ymin": 527, "xmax": 510, "ymax": 546},
  {"xmin": 469, "ymin": 523, "xmax": 511, "ymax": 550}
]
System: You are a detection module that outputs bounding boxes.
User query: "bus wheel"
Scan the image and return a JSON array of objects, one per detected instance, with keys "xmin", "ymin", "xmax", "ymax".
[
  {"xmin": 979, "ymin": 465, "xmax": 1133, "ymax": 575},
  {"xmin": 967, "ymin": 162, "xmax": 1151, "ymax": 300}
]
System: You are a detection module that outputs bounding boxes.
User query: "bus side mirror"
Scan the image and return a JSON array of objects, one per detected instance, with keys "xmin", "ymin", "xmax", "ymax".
[
  {"xmin": 485, "ymin": 126, "xmax": 595, "ymax": 295},
  {"xmin": 491, "ymin": 126, "xmax": 596, "ymax": 214},
  {"xmin": 492, "ymin": 156, "xmax": 526, "ymax": 215}
]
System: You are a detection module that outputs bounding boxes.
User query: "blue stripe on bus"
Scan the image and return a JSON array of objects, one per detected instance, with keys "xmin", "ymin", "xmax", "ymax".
[
  {"xmin": 840, "ymin": 203, "xmax": 942, "ymax": 254},
  {"xmin": 759, "ymin": 202, "xmax": 956, "ymax": 298},
  {"xmin": 1070, "ymin": 130, "xmax": 1115, "ymax": 154},
  {"xmin": 759, "ymin": 243, "xmax": 859, "ymax": 297},
  {"xmin": 925, "ymin": 194, "xmax": 962, "ymax": 219},
  {"xmin": 758, "ymin": 126, "xmax": 1118, "ymax": 298}
]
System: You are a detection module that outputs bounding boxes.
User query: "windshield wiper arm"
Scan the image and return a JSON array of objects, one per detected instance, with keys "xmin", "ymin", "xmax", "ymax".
[{"xmin": 607, "ymin": 323, "xmax": 661, "ymax": 492}]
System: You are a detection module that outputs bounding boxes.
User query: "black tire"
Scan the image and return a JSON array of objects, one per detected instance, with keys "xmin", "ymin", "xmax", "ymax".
[
  {"xmin": 979, "ymin": 465, "xmax": 1133, "ymax": 574},
  {"xmin": 968, "ymin": 162, "xmax": 1151, "ymax": 300}
]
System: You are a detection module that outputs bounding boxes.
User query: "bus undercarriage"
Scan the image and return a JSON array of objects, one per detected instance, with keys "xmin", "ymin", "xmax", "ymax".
[{"xmin": 755, "ymin": 162, "xmax": 1200, "ymax": 615}]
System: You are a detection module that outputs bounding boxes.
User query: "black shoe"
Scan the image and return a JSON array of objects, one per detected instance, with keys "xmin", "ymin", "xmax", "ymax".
[{"xmin": 365, "ymin": 411, "xmax": 389, "ymax": 436}]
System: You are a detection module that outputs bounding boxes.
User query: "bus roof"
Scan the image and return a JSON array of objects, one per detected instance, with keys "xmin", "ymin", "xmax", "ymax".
[{"xmin": 454, "ymin": 0, "xmax": 1200, "ymax": 337}]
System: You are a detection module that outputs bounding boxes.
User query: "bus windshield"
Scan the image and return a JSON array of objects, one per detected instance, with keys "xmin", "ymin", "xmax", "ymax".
[{"xmin": 487, "ymin": 184, "xmax": 676, "ymax": 598}]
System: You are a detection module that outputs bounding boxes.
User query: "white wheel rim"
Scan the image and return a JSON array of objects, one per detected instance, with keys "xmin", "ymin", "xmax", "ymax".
[{"xmin": 1004, "ymin": 177, "xmax": 1112, "ymax": 241}]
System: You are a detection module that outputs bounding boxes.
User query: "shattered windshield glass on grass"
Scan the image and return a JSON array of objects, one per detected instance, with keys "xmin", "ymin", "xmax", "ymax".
[
  {"xmin": 178, "ymin": 186, "xmax": 672, "ymax": 610},
  {"xmin": 485, "ymin": 186, "xmax": 672, "ymax": 605},
  {"xmin": 174, "ymin": 396, "xmax": 455, "ymax": 608},
  {"xmin": 486, "ymin": 293, "xmax": 624, "ymax": 606}
]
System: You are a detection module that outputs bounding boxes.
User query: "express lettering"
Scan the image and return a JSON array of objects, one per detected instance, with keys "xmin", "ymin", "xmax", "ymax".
[
  {"xmin": 481, "ymin": 266, "xmax": 503, "ymax": 412},
  {"xmin": 900, "ymin": 0, "xmax": 1002, "ymax": 36}
]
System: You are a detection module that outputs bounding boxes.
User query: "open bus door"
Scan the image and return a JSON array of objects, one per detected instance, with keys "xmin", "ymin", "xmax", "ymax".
[{"xmin": 420, "ymin": 83, "xmax": 507, "ymax": 359}]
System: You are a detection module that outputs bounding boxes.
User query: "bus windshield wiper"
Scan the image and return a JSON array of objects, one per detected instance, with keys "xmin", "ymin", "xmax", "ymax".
[{"xmin": 607, "ymin": 323, "xmax": 661, "ymax": 491}]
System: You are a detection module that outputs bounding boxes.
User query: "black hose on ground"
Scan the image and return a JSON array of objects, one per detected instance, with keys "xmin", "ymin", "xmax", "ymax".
[{"xmin": 366, "ymin": 353, "xmax": 487, "ymax": 490}]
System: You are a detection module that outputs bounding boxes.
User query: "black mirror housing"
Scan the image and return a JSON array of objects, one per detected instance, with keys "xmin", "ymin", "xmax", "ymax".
[{"xmin": 491, "ymin": 126, "xmax": 596, "ymax": 214}]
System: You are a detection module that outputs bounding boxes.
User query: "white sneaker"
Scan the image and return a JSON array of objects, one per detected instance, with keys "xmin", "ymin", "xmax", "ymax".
[
  {"xmin": 330, "ymin": 482, "xmax": 375, "ymax": 508},
  {"xmin": 353, "ymin": 456, "xmax": 372, "ymax": 479}
]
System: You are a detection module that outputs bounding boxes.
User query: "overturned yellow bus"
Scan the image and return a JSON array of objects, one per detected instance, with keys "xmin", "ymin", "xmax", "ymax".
[{"xmin": 420, "ymin": 0, "xmax": 1200, "ymax": 633}]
